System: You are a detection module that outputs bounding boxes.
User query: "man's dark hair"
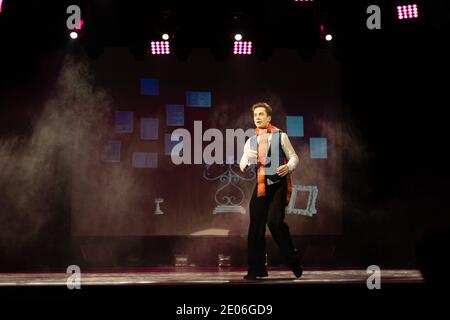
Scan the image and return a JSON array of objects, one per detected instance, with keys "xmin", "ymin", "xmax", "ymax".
[{"xmin": 251, "ymin": 102, "xmax": 272, "ymax": 117}]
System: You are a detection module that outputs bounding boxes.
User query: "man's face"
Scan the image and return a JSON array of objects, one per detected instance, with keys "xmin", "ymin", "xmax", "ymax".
[{"xmin": 253, "ymin": 107, "xmax": 271, "ymax": 129}]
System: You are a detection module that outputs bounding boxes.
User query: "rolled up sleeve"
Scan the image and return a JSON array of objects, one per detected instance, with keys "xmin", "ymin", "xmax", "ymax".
[
  {"xmin": 281, "ymin": 132, "xmax": 299, "ymax": 172},
  {"xmin": 239, "ymin": 139, "xmax": 251, "ymax": 172}
]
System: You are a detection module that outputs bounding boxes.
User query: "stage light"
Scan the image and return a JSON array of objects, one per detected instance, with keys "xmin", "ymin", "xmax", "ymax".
[
  {"xmin": 229, "ymin": 12, "xmax": 252, "ymax": 55},
  {"xmin": 174, "ymin": 254, "xmax": 189, "ymax": 267},
  {"xmin": 397, "ymin": 4, "xmax": 419, "ymax": 20},
  {"xmin": 78, "ymin": 19, "xmax": 84, "ymax": 30},
  {"xmin": 68, "ymin": 19, "xmax": 84, "ymax": 40},
  {"xmin": 218, "ymin": 254, "xmax": 231, "ymax": 268},
  {"xmin": 319, "ymin": 23, "xmax": 334, "ymax": 43},
  {"xmin": 149, "ymin": 41, "xmax": 170, "ymax": 55},
  {"xmin": 0, "ymin": 0, "xmax": 4, "ymax": 13},
  {"xmin": 233, "ymin": 41, "xmax": 252, "ymax": 55},
  {"xmin": 162, "ymin": 33, "xmax": 170, "ymax": 40},
  {"xmin": 294, "ymin": 0, "xmax": 314, "ymax": 2}
]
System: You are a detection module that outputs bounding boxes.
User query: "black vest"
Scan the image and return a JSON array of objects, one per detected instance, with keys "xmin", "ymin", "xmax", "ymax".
[{"xmin": 249, "ymin": 131, "xmax": 287, "ymax": 183}]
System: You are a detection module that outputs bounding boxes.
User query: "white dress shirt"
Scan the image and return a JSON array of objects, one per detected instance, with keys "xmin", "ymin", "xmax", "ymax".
[{"xmin": 239, "ymin": 132, "xmax": 299, "ymax": 184}]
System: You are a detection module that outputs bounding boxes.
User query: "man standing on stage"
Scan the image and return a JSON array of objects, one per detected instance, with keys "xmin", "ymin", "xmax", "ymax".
[{"xmin": 239, "ymin": 102, "xmax": 303, "ymax": 280}]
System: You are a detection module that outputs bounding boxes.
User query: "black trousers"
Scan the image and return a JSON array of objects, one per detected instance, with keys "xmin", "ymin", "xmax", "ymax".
[{"xmin": 247, "ymin": 177, "xmax": 298, "ymax": 272}]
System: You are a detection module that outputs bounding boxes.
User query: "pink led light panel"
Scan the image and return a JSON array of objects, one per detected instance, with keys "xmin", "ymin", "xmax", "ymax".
[
  {"xmin": 150, "ymin": 41, "xmax": 170, "ymax": 55},
  {"xmin": 397, "ymin": 4, "xmax": 419, "ymax": 20},
  {"xmin": 233, "ymin": 41, "xmax": 252, "ymax": 55}
]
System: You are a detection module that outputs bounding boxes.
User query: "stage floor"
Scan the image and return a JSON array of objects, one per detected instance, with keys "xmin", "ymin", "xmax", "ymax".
[
  {"xmin": 1, "ymin": 267, "xmax": 442, "ymax": 315},
  {"xmin": 0, "ymin": 268, "xmax": 423, "ymax": 286}
]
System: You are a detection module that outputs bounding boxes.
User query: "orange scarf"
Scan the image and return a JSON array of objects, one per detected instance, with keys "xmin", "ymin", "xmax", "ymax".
[{"xmin": 255, "ymin": 124, "xmax": 292, "ymax": 206}]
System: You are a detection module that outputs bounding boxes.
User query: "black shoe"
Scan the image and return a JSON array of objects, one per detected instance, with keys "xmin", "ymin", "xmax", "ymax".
[
  {"xmin": 292, "ymin": 263, "xmax": 303, "ymax": 278},
  {"xmin": 291, "ymin": 250, "xmax": 303, "ymax": 278},
  {"xmin": 243, "ymin": 270, "xmax": 268, "ymax": 280}
]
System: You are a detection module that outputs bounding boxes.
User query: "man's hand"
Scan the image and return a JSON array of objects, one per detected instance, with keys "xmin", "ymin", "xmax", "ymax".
[
  {"xmin": 276, "ymin": 164, "xmax": 290, "ymax": 177},
  {"xmin": 248, "ymin": 149, "xmax": 258, "ymax": 164}
]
